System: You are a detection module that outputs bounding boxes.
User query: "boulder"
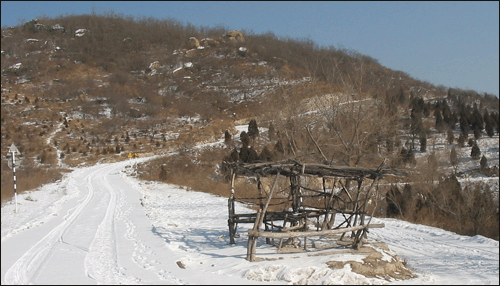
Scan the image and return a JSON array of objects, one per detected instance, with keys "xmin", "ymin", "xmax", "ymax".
[
  {"xmin": 75, "ymin": 29, "xmax": 88, "ymax": 37},
  {"xmin": 200, "ymin": 38, "xmax": 219, "ymax": 48},
  {"xmin": 224, "ymin": 30, "xmax": 245, "ymax": 44},
  {"xmin": 187, "ymin": 37, "xmax": 200, "ymax": 49},
  {"xmin": 149, "ymin": 61, "xmax": 160, "ymax": 70},
  {"xmin": 237, "ymin": 47, "xmax": 248, "ymax": 57}
]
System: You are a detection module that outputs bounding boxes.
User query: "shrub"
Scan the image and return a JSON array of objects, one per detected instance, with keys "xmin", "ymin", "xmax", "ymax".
[
  {"xmin": 240, "ymin": 131, "xmax": 250, "ymax": 147},
  {"xmin": 471, "ymin": 142, "xmax": 481, "ymax": 159},
  {"xmin": 224, "ymin": 130, "xmax": 232, "ymax": 145},
  {"xmin": 450, "ymin": 147, "xmax": 458, "ymax": 166},
  {"xmin": 480, "ymin": 155, "xmax": 487, "ymax": 170},
  {"xmin": 248, "ymin": 119, "xmax": 259, "ymax": 139}
]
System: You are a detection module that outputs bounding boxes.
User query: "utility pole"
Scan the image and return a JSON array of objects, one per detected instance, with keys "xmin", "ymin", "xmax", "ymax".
[{"xmin": 7, "ymin": 143, "xmax": 21, "ymax": 213}]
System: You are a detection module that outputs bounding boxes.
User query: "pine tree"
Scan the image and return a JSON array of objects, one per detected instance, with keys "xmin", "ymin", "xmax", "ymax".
[
  {"xmin": 473, "ymin": 126, "xmax": 481, "ymax": 140},
  {"xmin": 435, "ymin": 110, "xmax": 445, "ymax": 132},
  {"xmin": 228, "ymin": 148, "xmax": 239, "ymax": 162},
  {"xmin": 240, "ymin": 131, "xmax": 250, "ymax": 147},
  {"xmin": 459, "ymin": 115, "xmax": 469, "ymax": 135},
  {"xmin": 450, "ymin": 147, "xmax": 458, "ymax": 166},
  {"xmin": 259, "ymin": 146, "xmax": 273, "ymax": 162},
  {"xmin": 419, "ymin": 133, "xmax": 427, "ymax": 152},
  {"xmin": 239, "ymin": 144, "xmax": 250, "ymax": 162},
  {"xmin": 268, "ymin": 122, "xmax": 275, "ymax": 140},
  {"xmin": 471, "ymin": 103, "xmax": 484, "ymax": 132},
  {"xmin": 471, "ymin": 141, "xmax": 481, "ymax": 159},
  {"xmin": 480, "ymin": 155, "xmax": 488, "ymax": 170},
  {"xmin": 248, "ymin": 119, "xmax": 259, "ymax": 139},
  {"xmin": 484, "ymin": 111, "xmax": 495, "ymax": 138},
  {"xmin": 224, "ymin": 130, "xmax": 232, "ymax": 145}
]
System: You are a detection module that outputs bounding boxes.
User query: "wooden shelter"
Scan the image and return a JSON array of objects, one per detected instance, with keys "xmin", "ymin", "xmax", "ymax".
[{"xmin": 226, "ymin": 159, "xmax": 403, "ymax": 261}]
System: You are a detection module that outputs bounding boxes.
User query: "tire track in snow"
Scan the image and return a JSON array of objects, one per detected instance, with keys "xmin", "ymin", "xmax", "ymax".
[
  {"xmin": 3, "ymin": 166, "xmax": 101, "ymax": 285},
  {"xmin": 83, "ymin": 165, "xmax": 140, "ymax": 284}
]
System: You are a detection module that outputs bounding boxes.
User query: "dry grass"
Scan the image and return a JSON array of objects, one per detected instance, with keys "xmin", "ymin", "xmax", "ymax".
[{"xmin": 1, "ymin": 160, "xmax": 69, "ymax": 205}]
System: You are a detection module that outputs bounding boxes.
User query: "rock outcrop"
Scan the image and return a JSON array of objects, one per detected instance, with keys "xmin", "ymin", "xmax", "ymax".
[
  {"xmin": 187, "ymin": 37, "xmax": 200, "ymax": 49},
  {"xmin": 224, "ymin": 30, "xmax": 245, "ymax": 44}
]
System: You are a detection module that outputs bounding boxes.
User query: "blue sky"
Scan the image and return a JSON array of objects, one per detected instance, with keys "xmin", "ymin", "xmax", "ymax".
[{"xmin": 2, "ymin": 1, "xmax": 498, "ymax": 97}]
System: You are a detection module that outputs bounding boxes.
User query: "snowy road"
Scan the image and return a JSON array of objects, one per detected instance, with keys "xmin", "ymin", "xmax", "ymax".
[
  {"xmin": 1, "ymin": 157, "xmax": 498, "ymax": 285},
  {"xmin": 1, "ymin": 159, "xmax": 265, "ymax": 285}
]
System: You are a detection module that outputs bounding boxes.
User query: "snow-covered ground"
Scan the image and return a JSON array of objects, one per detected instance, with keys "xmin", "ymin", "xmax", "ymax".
[{"xmin": 1, "ymin": 155, "xmax": 498, "ymax": 285}]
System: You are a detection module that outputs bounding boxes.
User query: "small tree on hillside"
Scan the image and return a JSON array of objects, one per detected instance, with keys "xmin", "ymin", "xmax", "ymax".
[
  {"xmin": 268, "ymin": 122, "xmax": 276, "ymax": 140},
  {"xmin": 480, "ymin": 155, "xmax": 488, "ymax": 170},
  {"xmin": 224, "ymin": 130, "xmax": 232, "ymax": 145},
  {"xmin": 419, "ymin": 133, "xmax": 427, "ymax": 152},
  {"xmin": 248, "ymin": 119, "xmax": 259, "ymax": 139},
  {"xmin": 259, "ymin": 145, "xmax": 273, "ymax": 162},
  {"xmin": 435, "ymin": 110, "xmax": 446, "ymax": 132},
  {"xmin": 471, "ymin": 141, "xmax": 481, "ymax": 159},
  {"xmin": 459, "ymin": 116, "xmax": 469, "ymax": 136},
  {"xmin": 484, "ymin": 112, "xmax": 495, "ymax": 138},
  {"xmin": 473, "ymin": 126, "xmax": 481, "ymax": 140},
  {"xmin": 450, "ymin": 147, "xmax": 458, "ymax": 167},
  {"xmin": 240, "ymin": 131, "xmax": 250, "ymax": 147}
]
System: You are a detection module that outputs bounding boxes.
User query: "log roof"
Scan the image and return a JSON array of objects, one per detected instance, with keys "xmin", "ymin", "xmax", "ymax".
[{"xmin": 227, "ymin": 159, "xmax": 406, "ymax": 180}]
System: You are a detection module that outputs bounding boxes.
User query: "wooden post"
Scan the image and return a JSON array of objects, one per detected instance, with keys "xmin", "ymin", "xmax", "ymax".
[
  {"xmin": 353, "ymin": 177, "xmax": 380, "ymax": 248},
  {"xmin": 247, "ymin": 172, "xmax": 280, "ymax": 261},
  {"xmin": 258, "ymin": 176, "xmax": 271, "ymax": 244},
  {"xmin": 247, "ymin": 209, "xmax": 262, "ymax": 261},
  {"xmin": 322, "ymin": 178, "xmax": 337, "ymax": 230},
  {"xmin": 228, "ymin": 173, "xmax": 236, "ymax": 244}
]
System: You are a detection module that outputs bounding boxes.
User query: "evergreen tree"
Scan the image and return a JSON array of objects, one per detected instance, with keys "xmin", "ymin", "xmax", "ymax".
[
  {"xmin": 435, "ymin": 110, "xmax": 445, "ymax": 132},
  {"xmin": 247, "ymin": 146, "xmax": 259, "ymax": 162},
  {"xmin": 471, "ymin": 141, "xmax": 481, "ymax": 159},
  {"xmin": 248, "ymin": 119, "xmax": 259, "ymax": 139},
  {"xmin": 473, "ymin": 126, "xmax": 481, "ymax": 140},
  {"xmin": 259, "ymin": 146, "xmax": 273, "ymax": 162},
  {"xmin": 484, "ymin": 111, "xmax": 495, "ymax": 138},
  {"xmin": 480, "ymin": 155, "xmax": 488, "ymax": 170},
  {"xmin": 224, "ymin": 130, "xmax": 232, "ymax": 145},
  {"xmin": 229, "ymin": 148, "xmax": 239, "ymax": 162},
  {"xmin": 471, "ymin": 103, "xmax": 484, "ymax": 132},
  {"xmin": 239, "ymin": 144, "xmax": 250, "ymax": 162},
  {"xmin": 410, "ymin": 109, "xmax": 423, "ymax": 137},
  {"xmin": 419, "ymin": 133, "xmax": 427, "ymax": 152},
  {"xmin": 450, "ymin": 147, "xmax": 458, "ymax": 167},
  {"xmin": 459, "ymin": 115, "xmax": 469, "ymax": 135},
  {"xmin": 274, "ymin": 140, "xmax": 285, "ymax": 155},
  {"xmin": 240, "ymin": 131, "xmax": 250, "ymax": 147},
  {"xmin": 268, "ymin": 122, "xmax": 276, "ymax": 140},
  {"xmin": 397, "ymin": 86, "xmax": 407, "ymax": 106}
]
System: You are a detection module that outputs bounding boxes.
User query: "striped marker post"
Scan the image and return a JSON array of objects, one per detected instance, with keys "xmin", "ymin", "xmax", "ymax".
[
  {"xmin": 13, "ymin": 154, "xmax": 17, "ymax": 214},
  {"xmin": 8, "ymin": 143, "xmax": 21, "ymax": 214}
]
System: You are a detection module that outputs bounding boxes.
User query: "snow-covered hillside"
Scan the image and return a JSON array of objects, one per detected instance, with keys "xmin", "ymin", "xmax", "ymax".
[{"xmin": 1, "ymin": 157, "xmax": 498, "ymax": 285}]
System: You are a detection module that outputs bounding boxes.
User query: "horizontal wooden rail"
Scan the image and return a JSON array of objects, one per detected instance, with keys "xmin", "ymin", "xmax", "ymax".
[{"xmin": 248, "ymin": 223, "xmax": 384, "ymax": 239}]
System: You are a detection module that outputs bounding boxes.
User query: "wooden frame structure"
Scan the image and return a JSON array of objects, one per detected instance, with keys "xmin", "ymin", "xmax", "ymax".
[{"xmin": 226, "ymin": 159, "xmax": 401, "ymax": 261}]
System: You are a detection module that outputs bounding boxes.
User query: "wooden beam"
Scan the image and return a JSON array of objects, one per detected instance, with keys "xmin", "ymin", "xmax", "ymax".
[{"xmin": 248, "ymin": 223, "xmax": 384, "ymax": 239}]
